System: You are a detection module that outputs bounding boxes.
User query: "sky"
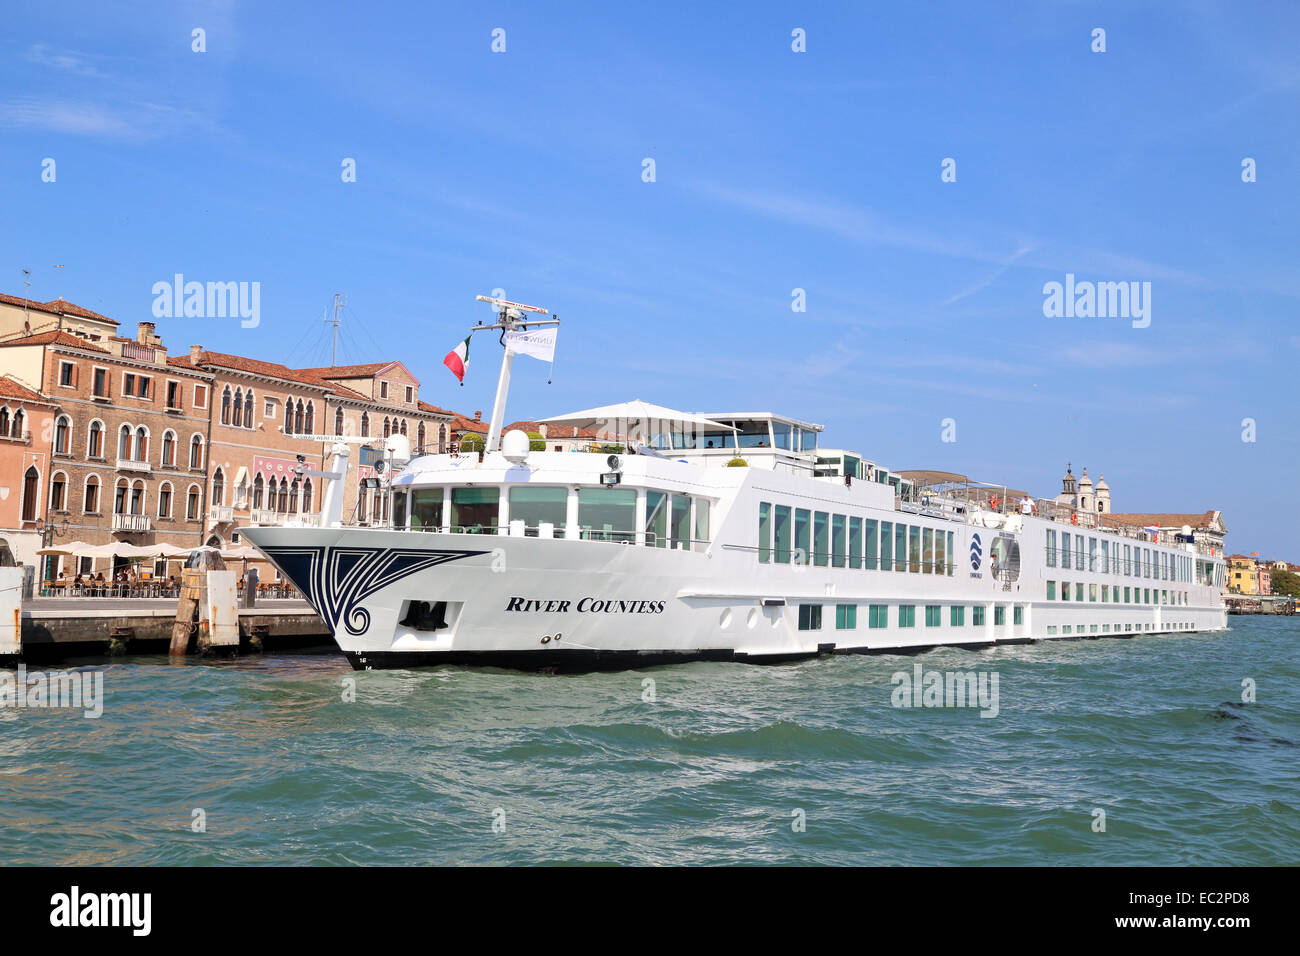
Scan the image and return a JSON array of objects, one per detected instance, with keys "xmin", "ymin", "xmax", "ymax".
[{"xmin": 1, "ymin": 1, "xmax": 1297, "ymax": 555}]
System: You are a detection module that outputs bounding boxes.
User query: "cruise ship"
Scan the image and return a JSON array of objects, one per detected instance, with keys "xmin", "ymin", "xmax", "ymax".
[{"xmin": 242, "ymin": 298, "xmax": 1229, "ymax": 671}]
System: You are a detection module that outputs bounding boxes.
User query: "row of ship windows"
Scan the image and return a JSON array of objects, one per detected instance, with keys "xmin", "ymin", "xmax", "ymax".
[
  {"xmin": 1047, "ymin": 581, "xmax": 1192, "ymax": 606},
  {"xmin": 759, "ymin": 504, "xmax": 956, "ymax": 575},
  {"xmin": 1046, "ymin": 622, "xmax": 1198, "ymax": 635},
  {"xmin": 1045, "ymin": 530, "xmax": 1209, "ymax": 585},
  {"xmin": 797, "ymin": 603, "xmax": 1024, "ymax": 630}
]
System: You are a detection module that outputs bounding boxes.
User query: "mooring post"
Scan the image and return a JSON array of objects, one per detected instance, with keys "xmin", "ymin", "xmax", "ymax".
[
  {"xmin": 0, "ymin": 566, "xmax": 24, "ymax": 663},
  {"xmin": 200, "ymin": 569, "xmax": 239, "ymax": 656},
  {"xmin": 171, "ymin": 549, "xmax": 226, "ymax": 656}
]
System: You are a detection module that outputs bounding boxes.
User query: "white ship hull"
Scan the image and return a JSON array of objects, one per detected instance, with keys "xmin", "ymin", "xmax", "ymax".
[{"xmin": 244, "ymin": 501, "xmax": 1229, "ymax": 672}]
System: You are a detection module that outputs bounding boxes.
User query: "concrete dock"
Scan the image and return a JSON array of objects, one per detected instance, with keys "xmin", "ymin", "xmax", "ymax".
[{"xmin": 15, "ymin": 597, "xmax": 332, "ymax": 663}]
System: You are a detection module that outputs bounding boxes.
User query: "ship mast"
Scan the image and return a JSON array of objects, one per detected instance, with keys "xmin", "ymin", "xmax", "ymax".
[{"xmin": 470, "ymin": 295, "xmax": 558, "ymax": 453}]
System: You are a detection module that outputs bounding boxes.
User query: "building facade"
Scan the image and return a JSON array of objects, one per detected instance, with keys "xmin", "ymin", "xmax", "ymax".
[{"xmin": 0, "ymin": 376, "xmax": 59, "ymax": 565}]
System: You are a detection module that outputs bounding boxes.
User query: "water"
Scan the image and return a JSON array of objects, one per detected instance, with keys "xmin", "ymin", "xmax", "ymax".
[{"xmin": 2, "ymin": 618, "xmax": 1297, "ymax": 865}]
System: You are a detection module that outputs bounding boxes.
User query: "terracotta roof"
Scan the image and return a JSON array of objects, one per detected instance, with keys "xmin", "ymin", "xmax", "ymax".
[
  {"xmin": 297, "ymin": 362, "xmax": 396, "ymax": 379},
  {"xmin": 417, "ymin": 400, "xmax": 456, "ymax": 418},
  {"xmin": 1104, "ymin": 511, "xmax": 1220, "ymax": 528},
  {"xmin": 0, "ymin": 329, "xmax": 109, "ymax": 353},
  {"xmin": 505, "ymin": 419, "xmax": 601, "ymax": 440},
  {"xmin": 0, "ymin": 375, "xmax": 53, "ymax": 404},
  {"xmin": 0, "ymin": 293, "xmax": 118, "ymax": 325},
  {"xmin": 189, "ymin": 351, "xmax": 334, "ymax": 390},
  {"xmin": 449, "ymin": 411, "xmax": 488, "ymax": 434}
]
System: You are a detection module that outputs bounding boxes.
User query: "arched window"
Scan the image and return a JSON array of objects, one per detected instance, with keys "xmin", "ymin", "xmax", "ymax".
[
  {"xmin": 186, "ymin": 485, "xmax": 200, "ymax": 520},
  {"xmin": 130, "ymin": 480, "xmax": 145, "ymax": 515},
  {"xmin": 50, "ymin": 471, "xmax": 67, "ymax": 511},
  {"xmin": 83, "ymin": 475, "xmax": 100, "ymax": 514},
  {"xmin": 253, "ymin": 474, "xmax": 264, "ymax": 509},
  {"xmin": 21, "ymin": 466, "xmax": 39, "ymax": 521},
  {"xmin": 302, "ymin": 479, "xmax": 313, "ymax": 514},
  {"xmin": 232, "ymin": 388, "xmax": 243, "ymax": 427},
  {"xmin": 284, "ymin": 397, "xmax": 294, "ymax": 435},
  {"xmin": 114, "ymin": 479, "xmax": 128, "ymax": 515},
  {"xmin": 87, "ymin": 420, "xmax": 103, "ymax": 458},
  {"xmin": 190, "ymin": 435, "xmax": 203, "ymax": 469},
  {"xmin": 360, "ymin": 412, "xmax": 369, "ymax": 437},
  {"xmin": 294, "ymin": 400, "xmax": 304, "ymax": 434},
  {"xmin": 11, "ymin": 408, "xmax": 23, "ymax": 438},
  {"xmin": 161, "ymin": 430, "xmax": 176, "ymax": 467},
  {"xmin": 334, "ymin": 407, "xmax": 344, "ymax": 436},
  {"xmin": 417, "ymin": 422, "xmax": 426, "ymax": 451},
  {"xmin": 289, "ymin": 479, "xmax": 300, "ymax": 514},
  {"xmin": 212, "ymin": 468, "xmax": 224, "ymax": 507},
  {"xmin": 0, "ymin": 408, "xmax": 9, "ymax": 435},
  {"xmin": 304, "ymin": 402, "xmax": 314, "ymax": 434},
  {"xmin": 135, "ymin": 426, "xmax": 148, "ymax": 461},
  {"xmin": 277, "ymin": 478, "xmax": 288, "ymax": 512},
  {"xmin": 118, "ymin": 424, "xmax": 132, "ymax": 460},
  {"xmin": 438, "ymin": 424, "xmax": 447, "ymax": 450},
  {"xmin": 244, "ymin": 390, "xmax": 254, "ymax": 428},
  {"xmin": 54, "ymin": 415, "xmax": 71, "ymax": 454},
  {"xmin": 221, "ymin": 386, "xmax": 232, "ymax": 425},
  {"xmin": 400, "ymin": 419, "xmax": 408, "ymax": 436},
  {"xmin": 383, "ymin": 417, "xmax": 391, "ymax": 439},
  {"xmin": 158, "ymin": 482, "xmax": 173, "ymax": 518}
]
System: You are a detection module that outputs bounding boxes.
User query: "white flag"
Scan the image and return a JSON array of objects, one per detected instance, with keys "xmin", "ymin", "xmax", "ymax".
[{"xmin": 503, "ymin": 326, "xmax": 557, "ymax": 362}]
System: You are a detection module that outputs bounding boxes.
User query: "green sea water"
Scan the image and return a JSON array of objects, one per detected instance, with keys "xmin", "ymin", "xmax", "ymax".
[{"xmin": 2, "ymin": 617, "xmax": 1297, "ymax": 865}]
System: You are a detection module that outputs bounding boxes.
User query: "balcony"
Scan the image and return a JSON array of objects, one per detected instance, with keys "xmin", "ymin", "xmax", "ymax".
[
  {"xmin": 112, "ymin": 513, "xmax": 152, "ymax": 533},
  {"xmin": 249, "ymin": 508, "xmax": 277, "ymax": 526},
  {"xmin": 116, "ymin": 458, "xmax": 152, "ymax": 473},
  {"xmin": 209, "ymin": 505, "xmax": 234, "ymax": 524}
]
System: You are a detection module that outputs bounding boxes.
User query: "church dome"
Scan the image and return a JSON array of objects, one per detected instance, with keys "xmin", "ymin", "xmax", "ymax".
[
  {"xmin": 1078, "ymin": 468, "xmax": 1093, "ymax": 487},
  {"xmin": 1096, "ymin": 474, "xmax": 1109, "ymax": 490}
]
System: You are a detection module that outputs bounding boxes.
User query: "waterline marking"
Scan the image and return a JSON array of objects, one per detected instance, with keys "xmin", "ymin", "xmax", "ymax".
[
  {"xmin": 0, "ymin": 664, "xmax": 103, "ymax": 718},
  {"xmin": 890, "ymin": 663, "xmax": 999, "ymax": 717}
]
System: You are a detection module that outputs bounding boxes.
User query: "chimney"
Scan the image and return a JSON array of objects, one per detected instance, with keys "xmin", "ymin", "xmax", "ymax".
[
  {"xmin": 190, "ymin": 345, "xmax": 203, "ymax": 363},
  {"xmin": 474, "ymin": 410, "xmax": 482, "ymax": 421},
  {"xmin": 137, "ymin": 321, "xmax": 155, "ymax": 345}
]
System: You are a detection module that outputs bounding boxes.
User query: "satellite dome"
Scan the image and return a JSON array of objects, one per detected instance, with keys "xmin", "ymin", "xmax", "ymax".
[{"xmin": 501, "ymin": 429, "xmax": 531, "ymax": 464}]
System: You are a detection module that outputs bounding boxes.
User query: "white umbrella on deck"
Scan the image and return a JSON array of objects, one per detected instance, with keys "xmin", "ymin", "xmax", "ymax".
[{"xmin": 538, "ymin": 400, "xmax": 736, "ymax": 446}]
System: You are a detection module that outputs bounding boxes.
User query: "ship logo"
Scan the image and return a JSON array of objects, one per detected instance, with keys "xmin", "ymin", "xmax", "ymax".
[
  {"xmin": 969, "ymin": 534, "xmax": 983, "ymax": 571},
  {"xmin": 258, "ymin": 545, "xmax": 487, "ymax": 636}
]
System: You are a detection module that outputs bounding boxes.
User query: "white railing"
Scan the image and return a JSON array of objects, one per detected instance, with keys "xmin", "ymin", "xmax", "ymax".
[
  {"xmin": 209, "ymin": 505, "xmax": 234, "ymax": 523},
  {"xmin": 112, "ymin": 513, "xmax": 152, "ymax": 532}
]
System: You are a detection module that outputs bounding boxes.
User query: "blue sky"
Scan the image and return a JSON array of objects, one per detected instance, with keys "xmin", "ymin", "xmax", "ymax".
[{"xmin": 1, "ymin": 1, "xmax": 1297, "ymax": 554}]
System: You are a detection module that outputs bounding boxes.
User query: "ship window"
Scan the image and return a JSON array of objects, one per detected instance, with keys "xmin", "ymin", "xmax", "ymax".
[
  {"xmin": 1047, "ymin": 581, "xmax": 1056, "ymax": 600},
  {"xmin": 894, "ymin": 523, "xmax": 906, "ymax": 572},
  {"xmin": 509, "ymin": 487, "xmax": 568, "ymax": 537},
  {"xmin": 772, "ymin": 504, "xmax": 791, "ymax": 564},
  {"xmin": 922, "ymin": 528, "xmax": 934, "ymax": 574},
  {"xmin": 972, "ymin": 606, "xmax": 985, "ymax": 626},
  {"xmin": 1047, "ymin": 529, "xmax": 1057, "ymax": 567},
  {"xmin": 798, "ymin": 604, "xmax": 822, "ymax": 630},
  {"xmin": 450, "ymin": 486, "xmax": 499, "ymax": 533},
  {"xmin": 951, "ymin": 605, "xmax": 965, "ymax": 626},
  {"xmin": 645, "ymin": 491, "xmax": 668, "ymax": 548},
  {"xmin": 864, "ymin": 519, "xmax": 878, "ymax": 570},
  {"xmin": 879, "ymin": 520, "xmax": 892, "ymax": 570},
  {"xmin": 868, "ymin": 604, "xmax": 887, "ymax": 628},
  {"xmin": 411, "ymin": 489, "xmax": 444, "ymax": 530},
  {"xmin": 835, "ymin": 604, "xmax": 856, "ymax": 629},
  {"xmin": 898, "ymin": 605, "xmax": 916, "ymax": 628},
  {"xmin": 758, "ymin": 502, "xmax": 771, "ymax": 563},
  {"xmin": 946, "ymin": 531, "xmax": 954, "ymax": 575},
  {"xmin": 1089, "ymin": 537, "xmax": 1098, "ymax": 571},
  {"xmin": 813, "ymin": 512, "xmax": 828, "ymax": 567},
  {"xmin": 831, "ymin": 514, "xmax": 846, "ymax": 568},
  {"xmin": 908, "ymin": 526, "xmax": 921, "ymax": 572},
  {"xmin": 994, "ymin": 606, "xmax": 1005, "ymax": 625},
  {"xmin": 848, "ymin": 517, "xmax": 861, "ymax": 570},
  {"xmin": 393, "ymin": 491, "xmax": 408, "ymax": 528},
  {"xmin": 794, "ymin": 509, "xmax": 810, "ymax": 566},
  {"xmin": 925, "ymin": 605, "xmax": 941, "ymax": 627},
  {"xmin": 1075, "ymin": 583, "xmax": 1083, "ymax": 601},
  {"xmin": 771, "ymin": 422, "xmax": 792, "ymax": 450},
  {"xmin": 578, "ymin": 488, "xmax": 635, "ymax": 543},
  {"xmin": 670, "ymin": 495, "xmax": 691, "ymax": 550},
  {"xmin": 693, "ymin": 498, "xmax": 710, "ymax": 551},
  {"xmin": 1061, "ymin": 532, "xmax": 1071, "ymax": 569}
]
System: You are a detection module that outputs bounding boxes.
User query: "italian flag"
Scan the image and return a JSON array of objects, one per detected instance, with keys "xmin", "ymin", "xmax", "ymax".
[{"xmin": 443, "ymin": 336, "xmax": 470, "ymax": 383}]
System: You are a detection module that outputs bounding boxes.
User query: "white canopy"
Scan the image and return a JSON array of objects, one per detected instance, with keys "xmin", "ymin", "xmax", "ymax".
[
  {"xmin": 538, "ymin": 400, "xmax": 735, "ymax": 444},
  {"xmin": 37, "ymin": 541, "xmax": 204, "ymax": 558}
]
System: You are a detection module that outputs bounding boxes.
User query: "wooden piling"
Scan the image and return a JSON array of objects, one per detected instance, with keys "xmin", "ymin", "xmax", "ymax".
[{"xmin": 170, "ymin": 550, "xmax": 226, "ymax": 656}]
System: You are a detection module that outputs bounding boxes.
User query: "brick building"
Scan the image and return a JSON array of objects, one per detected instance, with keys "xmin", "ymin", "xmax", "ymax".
[{"xmin": 0, "ymin": 376, "xmax": 59, "ymax": 565}]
